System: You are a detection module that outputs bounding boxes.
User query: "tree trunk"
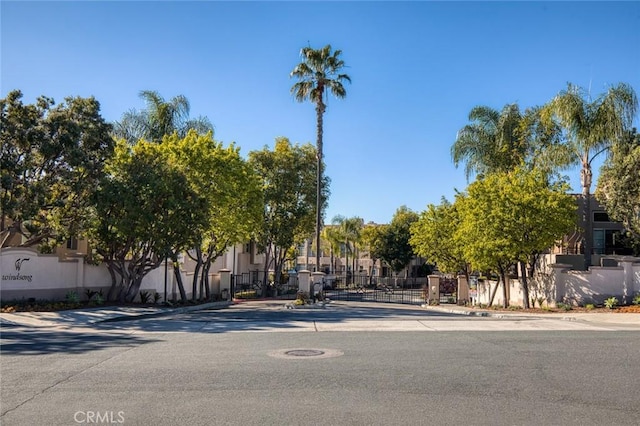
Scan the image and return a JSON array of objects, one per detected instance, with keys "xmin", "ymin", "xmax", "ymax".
[
  {"xmin": 488, "ymin": 280, "xmax": 498, "ymax": 307},
  {"xmin": 345, "ymin": 247, "xmax": 349, "ymax": 285},
  {"xmin": 202, "ymin": 261, "xmax": 212, "ymax": 300},
  {"xmin": 329, "ymin": 247, "xmax": 334, "ymax": 275},
  {"xmin": 173, "ymin": 263, "xmax": 187, "ymax": 302},
  {"xmin": 124, "ymin": 274, "xmax": 143, "ymax": 303},
  {"xmin": 191, "ymin": 261, "xmax": 201, "ymax": 302},
  {"xmin": 520, "ymin": 261, "xmax": 530, "ymax": 309},
  {"xmin": 262, "ymin": 244, "xmax": 275, "ymax": 298},
  {"xmin": 105, "ymin": 263, "xmax": 119, "ymax": 301},
  {"xmin": 315, "ymin": 99, "xmax": 325, "ymax": 273},
  {"xmin": 581, "ymin": 162, "xmax": 593, "ymax": 269},
  {"xmin": 499, "ymin": 265, "xmax": 509, "ymax": 308}
]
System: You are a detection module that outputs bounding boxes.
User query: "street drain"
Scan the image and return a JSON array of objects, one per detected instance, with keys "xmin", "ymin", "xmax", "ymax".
[{"xmin": 268, "ymin": 348, "xmax": 344, "ymax": 360}]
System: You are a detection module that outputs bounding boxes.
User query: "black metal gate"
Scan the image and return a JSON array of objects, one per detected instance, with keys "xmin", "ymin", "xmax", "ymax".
[
  {"xmin": 439, "ymin": 277, "xmax": 458, "ymax": 304},
  {"xmin": 232, "ymin": 271, "xmax": 299, "ymax": 300},
  {"xmin": 322, "ymin": 275, "xmax": 426, "ymax": 306}
]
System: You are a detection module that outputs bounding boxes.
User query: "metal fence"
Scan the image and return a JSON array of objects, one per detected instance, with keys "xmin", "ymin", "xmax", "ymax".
[
  {"xmin": 232, "ymin": 271, "xmax": 299, "ymax": 300},
  {"xmin": 230, "ymin": 272, "xmax": 458, "ymax": 305},
  {"xmin": 322, "ymin": 275, "xmax": 427, "ymax": 305}
]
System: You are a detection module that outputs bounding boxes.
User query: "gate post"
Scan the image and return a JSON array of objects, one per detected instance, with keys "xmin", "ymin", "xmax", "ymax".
[
  {"xmin": 457, "ymin": 275, "xmax": 469, "ymax": 306},
  {"xmin": 311, "ymin": 272, "xmax": 325, "ymax": 300},
  {"xmin": 427, "ymin": 275, "xmax": 440, "ymax": 305},
  {"xmin": 298, "ymin": 270, "xmax": 311, "ymax": 296},
  {"xmin": 219, "ymin": 269, "xmax": 231, "ymax": 301}
]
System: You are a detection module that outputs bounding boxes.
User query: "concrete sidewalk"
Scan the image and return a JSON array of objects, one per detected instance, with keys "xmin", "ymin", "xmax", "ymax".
[{"xmin": 1, "ymin": 299, "xmax": 638, "ymax": 328}]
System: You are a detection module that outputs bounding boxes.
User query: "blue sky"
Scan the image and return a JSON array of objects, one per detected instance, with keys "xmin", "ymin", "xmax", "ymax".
[{"xmin": 2, "ymin": 1, "xmax": 639, "ymax": 225}]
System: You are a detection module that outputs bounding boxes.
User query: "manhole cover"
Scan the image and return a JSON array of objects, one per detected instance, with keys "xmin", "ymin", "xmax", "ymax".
[
  {"xmin": 285, "ymin": 349, "xmax": 325, "ymax": 357},
  {"xmin": 268, "ymin": 348, "xmax": 344, "ymax": 360}
]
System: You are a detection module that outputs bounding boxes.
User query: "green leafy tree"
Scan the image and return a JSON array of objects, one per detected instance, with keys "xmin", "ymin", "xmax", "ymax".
[
  {"xmin": 249, "ymin": 137, "xmax": 327, "ymax": 293},
  {"xmin": 89, "ymin": 140, "xmax": 208, "ymax": 302},
  {"xmin": 164, "ymin": 131, "xmax": 263, "ymax": 300},
  {"xmin": 596, "ymin": 129, "xmax": 640, "ymax": 254},
  {"xmin": 410, "ymin": 198, "xmax": 468, "ymax": 276},
  {"xmin": 1, "ymin": 90, "xmax": 114, "ymax": 250},
  {"xmin": 378, "ymin": 206, "xmax": 419, "ymax": 277},
  {"xmin": 113, "ymin": 90, "xmax": 213, "ymax": 144},
  {"xmin": 452, "ymin": 102, "xmax": 570, "ymax": 284},
  {"xmin": 541, "ymin": 82, "xmax": 638, "ymax": 267},
  {"xmin": 291, "ymin": 44, "xmax": 351, "ymax": 272},
  {"xmin": 456, "ymin": 168, "xmax": 576, "ymax": 307}
]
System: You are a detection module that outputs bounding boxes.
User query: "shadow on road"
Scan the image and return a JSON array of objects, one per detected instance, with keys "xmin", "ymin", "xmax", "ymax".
[
  {"xmin": 91, "ymin": 302, "xmax": 482, "ymax": 334},
  {"xmin": 0, "ymin": 326, "xmax": 160, "ymax": 356}
]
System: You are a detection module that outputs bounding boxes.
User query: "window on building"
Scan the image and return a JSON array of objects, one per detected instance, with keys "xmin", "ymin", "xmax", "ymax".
[
  {"xmin": 593, "ymin": 212, "xmax": 611, "ymax": 222},
  {"xmin": 66, "ymin": 237, "xmax": 78, "ymax": 250},
  {"xmin": 593, "ymin": 229, "xmax": 633, "ymax": 255}
]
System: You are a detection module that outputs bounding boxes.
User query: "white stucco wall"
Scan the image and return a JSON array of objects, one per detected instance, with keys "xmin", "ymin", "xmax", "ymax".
[{"xmin": 1, "ymin": 248, "xmax": 112, "ymax": 300}]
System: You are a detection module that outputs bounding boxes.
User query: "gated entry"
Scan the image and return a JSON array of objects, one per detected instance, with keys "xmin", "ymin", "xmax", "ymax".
[
  {"xmin": 439, "ymin": 277, "xmax": 458, "ymax": 304},
  {"xmin": 230, "ymin": 272, "xmax": 458, "ymax": 306},
  {"xmin": 322, "ymin": 276, "xmax": 427, "ymax": 306},
  {"xmin": 231, "ymin": 271, "xmax": 299, "ymax": 299}
]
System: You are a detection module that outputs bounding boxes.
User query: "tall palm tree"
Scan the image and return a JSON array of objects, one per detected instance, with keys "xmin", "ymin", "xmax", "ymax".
[
  {"xmin": 291, "ymin": 45, "xmax": 351, "ymax": 272},
  {"xmin": 321, "ymin": 226, "xmax": 342, "ymax": 274},
  {"xmin": 451, "ymin": 104, "xmax": 527, "ymax": 180},
  {"xmin": 542, "ymin": 82, "xmax": 638, "ymax": 267},
  {"xmin": 114, "ymin": 90, "xmax": 213, "ymax": 144},
  {"xmin": 331, "ymin": 215, "xmax": 363, "ymax": 284}
]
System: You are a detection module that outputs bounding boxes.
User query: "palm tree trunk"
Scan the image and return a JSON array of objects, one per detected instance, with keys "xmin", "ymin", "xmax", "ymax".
[
  {"xmin": 315, "ymin": 100, "xmax": 325, "ymax": 273},
  {"xmin": 581, "ymin": 161, "xmax": 593, "ymax": 269}
]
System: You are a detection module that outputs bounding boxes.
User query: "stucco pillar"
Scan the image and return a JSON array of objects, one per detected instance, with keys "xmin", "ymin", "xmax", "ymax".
[
  {"xmin": 549, "ymin": 263, "xmax": 571, "ymax": 305},
  {"xmin": 427, "ymin": 275, "xmax": 440, "ymax": 304},
  {"xmin": 219, "ymin": 269, "xmax": 231, "ymax": 301},
  {"xmin": 457, "ymin": 275, "xmax": 469, "ymax": 305},
  {"xmin": 311, "ymin": 272, "xmax": 325, "ymax": 298},
  {"xmin": 619, "ymin": 257, "xmax": 639, "ymax": 305},
  {"xmin": 298, "ymin": 270, "xmax": 311, "ymax": 295}
]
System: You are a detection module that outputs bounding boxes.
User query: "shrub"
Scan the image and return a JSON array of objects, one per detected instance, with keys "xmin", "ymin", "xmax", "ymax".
[
  {"xmin": 85, "ymin": 289, "xmax": 98, "ymax": 301},
  {"xmin": 139, "ymin": 290, "xmax": 152, "ymax": 304},
  {"xmin": 65, "ymin": 291, "xmax": 79, "ymax": 304},
  {"xmin": 556, "ymin": 302, "xmax": 572, "ymax": 311},
  {"xmin": 632, "ymin": 294, "xmax": 640, "ymax": 306},
  {"xmin": 585, "ymin": 304, "xmax": 595, "ymax": 311},
  {"xmin": 235, "ymin": 290, "xmax": 258, "ymax": 299},
  {"xmin": 604, "ymin": 297, "xmax": 618, "ymax": 309},
  {"xmin": 295, "ymin": 291, "xmax": 310, "ymax": 305},
  {"xmin": 93, "ymin": 293, "xmax": 104, "ymax": 306}
]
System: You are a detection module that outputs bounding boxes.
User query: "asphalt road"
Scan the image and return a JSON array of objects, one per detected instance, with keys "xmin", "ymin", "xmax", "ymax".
[{"xmin": 1, "ymin": 304, "xmax": 639, "ymax": 426}]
